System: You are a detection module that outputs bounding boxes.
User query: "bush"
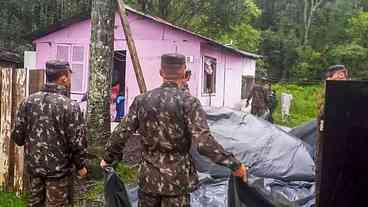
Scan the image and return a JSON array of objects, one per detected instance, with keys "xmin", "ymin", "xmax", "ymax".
[
  {"xmin": 272, "ymin": 83, "xmax": 322, "ymax": 127},
  {"xmin": 0, "ymin": 192, "xmax": 26, "ymax": 207}
]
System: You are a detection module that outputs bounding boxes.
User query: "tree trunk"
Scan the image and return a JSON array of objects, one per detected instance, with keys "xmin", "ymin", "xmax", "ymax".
[
  {"xmin": 303, "ymin": 0, "xmax": 324, "ymax": 45},
  {"xmin": 87, "ymin": 0, "xmax": 115, "ymax": 179}
]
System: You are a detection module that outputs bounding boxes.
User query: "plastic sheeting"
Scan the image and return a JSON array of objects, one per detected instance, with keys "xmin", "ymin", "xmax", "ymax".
[
  {"xmin": 196, "ymin": 108, "xmax": 315, "ymax": 181},
  {"xmin": 289, "ymin": 120, "xmax": 317, "ymax": 159},
  {"xmin": 104, "ymin": 167, "xmax": 132, "ymax": 207},
  {"xmin": 193, "ymin": 108, "xmax": 316, "ymax": 207}
]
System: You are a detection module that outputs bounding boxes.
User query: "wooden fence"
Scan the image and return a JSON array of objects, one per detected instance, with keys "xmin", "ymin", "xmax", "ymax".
[{"xmin": 0, "ymin": 67, "xmax": 44, "ymax": 193}]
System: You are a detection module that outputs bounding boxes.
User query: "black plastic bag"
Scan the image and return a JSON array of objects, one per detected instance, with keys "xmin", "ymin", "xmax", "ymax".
[{"xmin": 104, "ymin": 167, "xmax": 132, "ymax": 207}]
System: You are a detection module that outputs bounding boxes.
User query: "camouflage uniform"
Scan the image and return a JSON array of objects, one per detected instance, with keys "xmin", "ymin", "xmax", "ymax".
[
  {"xmin": 181, "ymin": 82, "xmax": 190, "ymax": 94},
  {"xmin": 11, "ymin": 83, "xmax": 88, "ymax": 207},
  {"xmin": 104, "ymin": 82, "xmax": 241, "ymax": 206},
  {"xmin": 247, "ymin": 84, "xmax": 270, "ymax": 117}
]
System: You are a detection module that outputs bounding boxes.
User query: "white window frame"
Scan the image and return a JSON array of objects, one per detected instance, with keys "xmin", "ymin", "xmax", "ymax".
[
  {"xmin": 201, "ymin": 56, "xmax": 217, "ymax": 96},
  {"xmin": 55, "ymin": 44, "xmax": 87, "ymax": 93}
]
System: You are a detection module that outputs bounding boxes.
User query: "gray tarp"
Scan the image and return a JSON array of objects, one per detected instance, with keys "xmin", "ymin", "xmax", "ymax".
[{"xmin": 289, "ymin": 120, "xmax": 317, "ymax": 159}]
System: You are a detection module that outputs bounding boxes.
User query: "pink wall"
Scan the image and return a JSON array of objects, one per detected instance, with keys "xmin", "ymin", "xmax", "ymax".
[{"xmin": 34, "ymin": 11, "xmax": 255, "ymax": 109}]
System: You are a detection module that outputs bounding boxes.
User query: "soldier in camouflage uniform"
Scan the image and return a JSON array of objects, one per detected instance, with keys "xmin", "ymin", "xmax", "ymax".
[
  {"xmin": 101, "ymin": 54, "xmax": 247, "ymax": 207},
  {"xmin": 316, "ymin": 65, "xmax": 348, "ymax": 206},
  {"xmin": 246, "ymin": 78, "xmax": 270, "ymax": 118},
  {"xmin": 11, "ymin": 60, "xmax": 88, "ymax": 207}
]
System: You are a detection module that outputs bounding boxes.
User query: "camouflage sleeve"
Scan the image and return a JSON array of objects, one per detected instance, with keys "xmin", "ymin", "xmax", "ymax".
[
  {"xmin": 66, "ymin": 102, "xmax": 88, "ymax": 170},
  {"xmin": 11, "ymin": 101, "xmax": 27, "ymax": 146},
  {"xmin": 247, "ymin": 87, "xmax": 254, "ymax": 102},
  {"xmin": 185, "ymin": 97, "xmax": 241, "ymax": 171},
  {"xmin": 104, "ymin": 97, "xmax": 139, "ymax": 163}
]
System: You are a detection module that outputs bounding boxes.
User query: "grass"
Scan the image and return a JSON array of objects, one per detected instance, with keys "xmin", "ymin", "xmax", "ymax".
[
  {"xmin": 0, "ymin": 192, "xmax": 26, "ymax": 207},
  {"xmin": 272, "ymin": 83, "xmax": 323, "ymax": 127},
  {"xmin": 0, "ymin": 163, "xmax": 137, "ymax": 205}
]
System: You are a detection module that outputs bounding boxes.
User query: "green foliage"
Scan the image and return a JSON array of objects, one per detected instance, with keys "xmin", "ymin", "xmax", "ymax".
[
  {"xmin": 0, "ymin": 192, "xmax": 26, "ymax": 207},
  {"xmin": 327, "ymin": 43, "xmax": 368, "ymax": 79},
  {"xmin": 115, "ymin": 163, "xmax": 138, "ymax": 184},
  {"xmin": 290, "ymin": 46, "xmax": 324, "ymax": 81},
  {"xmin": 349, "ymin": 12, "xmax": 368, "ymax": 47},
  {"xmin": 220, "ymin": 23, "xmax": 261, "ymax": 52},
  {"xmin": 85, "ymin": 180, "xmax": 104, "ymax": 201},
  {"xmin": 272, "ymin": 83, "xmax": 322, "ymax": 127}
]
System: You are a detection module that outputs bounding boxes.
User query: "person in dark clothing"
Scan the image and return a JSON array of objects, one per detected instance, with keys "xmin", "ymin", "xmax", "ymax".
[
  {"xmin": 246, "ymin": 78, "xmax": 270, "ymax": 119},
  {"xmin": 101, "ymin": 53, "xmax": 247, "ymax": 207},
  {"xmin": 316, "ymin": 65, "xmax": 349, "ymax": 206},
  {"xmin": 11, "ymin": 60, "xmax": 88, "ymax": 207}
]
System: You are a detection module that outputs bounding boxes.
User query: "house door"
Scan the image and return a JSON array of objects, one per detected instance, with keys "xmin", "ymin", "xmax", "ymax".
[{"xmin": 111, "ymin": 50, "xmax": 127, "ymax": 121}]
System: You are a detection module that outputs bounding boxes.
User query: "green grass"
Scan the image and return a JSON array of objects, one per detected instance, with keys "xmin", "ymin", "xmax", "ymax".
[
  {"xmin": 272, "ymin": 83, "xmax": 322, "ymax": 127},
  {"xmin": 0, "ymin": 192, "xmax": 26, "ymax": 207}
]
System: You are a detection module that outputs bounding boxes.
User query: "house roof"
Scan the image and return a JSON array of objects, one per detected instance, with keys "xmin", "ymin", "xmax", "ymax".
[
  {"xmin": 0, "ymin": 48, "xmax": 21, "ymax": 64},
  {"xmin": 32, "ymin": 7, "xmax": 261, "ymax": 59}
]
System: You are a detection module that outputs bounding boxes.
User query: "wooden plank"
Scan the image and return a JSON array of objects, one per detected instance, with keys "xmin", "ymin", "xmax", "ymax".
[
  {"xmin": 28, "ymin": 69, "xmax": 45, "ymax": 94},
  {"xmin": 116, "ymin": 0, "xmax": 147, "ymax": 93},
  {"xmin": 7, "ymin": 69, "xmax": 26, "ymax": 193},
  {"xmin": 0, "ymin": 68, "xmax": 12, "ymax": 188}
]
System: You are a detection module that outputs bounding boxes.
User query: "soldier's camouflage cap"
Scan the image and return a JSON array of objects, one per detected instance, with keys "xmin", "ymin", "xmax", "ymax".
[
  {"xmin": 161, "ymin": 53, "xmax": 186, "ymax": 68},
  {"xmin": 46, "ymin": 60, "xmax": 72, "ymax": 72}
]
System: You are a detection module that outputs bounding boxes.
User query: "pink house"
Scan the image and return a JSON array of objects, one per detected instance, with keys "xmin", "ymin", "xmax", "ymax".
[{"xmin": 32, "ymin": 7, "xmax": 260, "ymax": 111}]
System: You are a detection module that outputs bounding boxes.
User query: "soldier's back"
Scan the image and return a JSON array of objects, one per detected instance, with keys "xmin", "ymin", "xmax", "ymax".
[
  {"xmin": 133, "ymin": 82, "xmax": 199, "ymax": 195},
  {"xmin": 23, "ymin": 90, "xmax": 79, "ymax": 178}
]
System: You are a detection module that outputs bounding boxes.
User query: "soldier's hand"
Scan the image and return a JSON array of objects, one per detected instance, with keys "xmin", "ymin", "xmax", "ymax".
[
  {"xmin": 233, "ymin": 164, "xmax": 248, "ymax": 183},
  {"xmin": 78, "ymin": 167, "xmax": 88, "ymax": 178},
  {"xmin": 100, "ymin": 159, "xmax": 108, "ymax": 169}
]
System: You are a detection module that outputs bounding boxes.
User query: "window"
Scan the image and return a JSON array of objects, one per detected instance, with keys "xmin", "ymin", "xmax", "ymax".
[
  {"xmin": 203, "ymin": 56, "xmax": 216, "ymax": 94},
  {"xmin": 56, "ymin": 44, "xmax": 86, "ymax": 92}
]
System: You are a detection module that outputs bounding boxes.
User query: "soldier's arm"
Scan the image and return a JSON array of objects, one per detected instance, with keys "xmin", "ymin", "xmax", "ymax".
[
  {"xmin": 246, "ymin": 87, "xmax": 254, "ymax": 104},
  {"xmin": 103, "ymin": 97, "xmax": 139, "ymax": 164},
  {"xmin": 11, "ymin": 101, "xmax": 27, "ymax": 146},
  {"xmin": 66, "ymin": 103, "xmax": 88, "ymax": 170},
  {"xmin": 185, "ymin": 97, "xmax": 242, "ymax": 171}
]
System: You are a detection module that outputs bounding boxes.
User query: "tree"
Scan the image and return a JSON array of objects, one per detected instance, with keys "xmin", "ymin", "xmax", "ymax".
[
  {"xmin": 87, "ymin": 0, "xmax": 115, "ymax": 178},
  {"xmin": 303, "ymin": 0, "xmax": 325, "ymax": 45}
]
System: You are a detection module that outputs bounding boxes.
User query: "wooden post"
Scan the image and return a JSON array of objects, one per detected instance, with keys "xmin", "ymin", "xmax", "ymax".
[
  {"xmin": 28, "ymin": 69, "xmax": 45, "ymax": 94},
  {"xmin": 0, "ymin": 68, "xmax": 12, "ymax": 189},
  {"xmin": 116, "ymin": 0, "xmax": 147, "ymax": 93},
  {"xmin": 8, "ymin": 69, "xmax": 26, "ymax": 193}
]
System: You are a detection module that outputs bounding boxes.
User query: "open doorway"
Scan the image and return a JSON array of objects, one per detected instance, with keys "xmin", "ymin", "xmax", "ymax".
[{"xmin": 111, "ymin": 50, "xmax": 127, "ymax": 122}]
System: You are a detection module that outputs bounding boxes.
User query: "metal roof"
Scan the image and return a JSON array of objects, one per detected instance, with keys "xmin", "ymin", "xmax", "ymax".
[
  {"xmin": 0, "ymin": 48, "xmax": 21, "ymax": 64},
  {"xmin": 32, "ymin": 6, "xmax": 261, "ymax": 59}
]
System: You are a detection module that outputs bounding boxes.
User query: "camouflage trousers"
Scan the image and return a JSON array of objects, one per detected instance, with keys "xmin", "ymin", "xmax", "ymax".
[
  {"xmin": 28, "ymin": 176, "xmax": 71, "ymax": 207},
  {"xmin": 138, "ymin": 190, "xmax": 190, "ymax": 207}
]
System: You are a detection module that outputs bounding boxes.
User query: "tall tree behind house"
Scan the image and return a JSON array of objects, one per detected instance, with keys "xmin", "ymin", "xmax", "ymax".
[{"xmin": 87, "ymin": 0, "xmax": 115, "ymax": 178}]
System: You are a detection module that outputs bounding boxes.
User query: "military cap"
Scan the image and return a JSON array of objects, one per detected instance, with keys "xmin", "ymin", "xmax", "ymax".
[
  {"xmin": 325, "ymin": 65, "xmax": 346, "ymax": 78},
  {"xmin": 46, "ymin": 60, "xmax": 71, "ymax": 72},
  {"xmin": 161, "ymin": 53, "xmax": 186, "ymax": 66}
]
